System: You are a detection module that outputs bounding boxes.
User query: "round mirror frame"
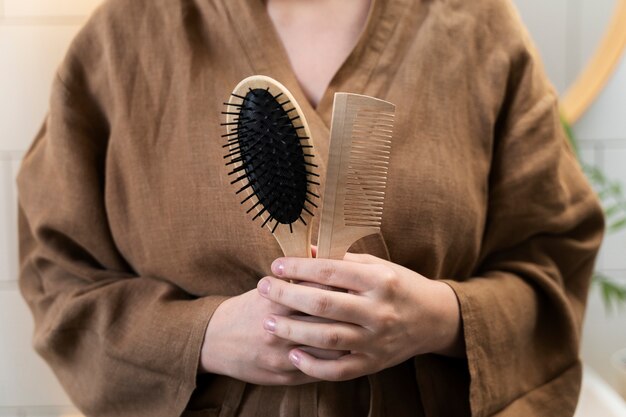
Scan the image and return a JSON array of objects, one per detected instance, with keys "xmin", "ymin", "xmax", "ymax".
[{"xmin": 560, "ymin": 0, "xmax": 626, "ymax": 123}]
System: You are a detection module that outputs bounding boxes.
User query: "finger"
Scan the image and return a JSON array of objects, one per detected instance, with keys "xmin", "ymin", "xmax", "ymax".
[
  {"xmin": 268, "ymin": 302, "xmax": 294, "ymax": 316},
  {"xmin": 255, "ymin": 369, "xmax": 319, "ymax": 386},
  {"xmin": 261, "ymin": 293, "xmax": 294, "ymax": 316},
  {"xmin": 289, "ymin": 314, "xmax": 335, "ymax": 324},
  {"xmin": 257, "ymin": 339, "xmax": 302, "ymax": 372},
  {"xmin": 342, "ymin": 252, "xmax": 385, "ymax": 265},
  {"xmin": 273, "ymin": 370, "xmax": 320, "ymax": 386},
  {"xmin": 271, "ymin": 257, "xmax": 384, "ymax": 292},
  {"xmin": 288, "ymin": 348, "xmax": 370, "ymax": 382},
  {"xmin": 258, "ymin": 277, "xmax": 373, "ymax": 324},
  {"xmin": 298, "ymin": 346, "xmax": 348, "ymax": 360},
  {"xmin": 264, "ymin": 315, "xmax": 367, "ymax": 351},
  {"xmin": 297, "ymin": 280, "xmax": 339, "ymax": 292}
]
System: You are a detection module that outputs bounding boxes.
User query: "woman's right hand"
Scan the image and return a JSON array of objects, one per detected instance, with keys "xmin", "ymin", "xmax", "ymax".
[{"xmin": 198, "ymin": 286, "xmax": 344, "ymax": 385}]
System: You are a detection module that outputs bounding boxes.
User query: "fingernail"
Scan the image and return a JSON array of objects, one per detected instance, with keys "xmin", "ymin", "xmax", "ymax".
[
  {"xmin": 289, "ymin": 351, "xmax": 301, "ymax": 366},
  {"xmin": 258, "ymin": 279, "xmax": 270, "ymax": 295},
  {"xmin": 272, "ymin": 260, "xmax": 285, "ymax": 276},
  {"xmin": 263, "ymin": 317, "xmax": 276, "ymax": 332}
]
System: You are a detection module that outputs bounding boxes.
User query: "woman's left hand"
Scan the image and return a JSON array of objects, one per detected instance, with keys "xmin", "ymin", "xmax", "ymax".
[{"xmin": 256, "ymin": 252, "xmax": 464, "ymax": 382}]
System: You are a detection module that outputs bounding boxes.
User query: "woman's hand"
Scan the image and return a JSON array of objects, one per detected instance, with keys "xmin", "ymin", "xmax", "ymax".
[
  {"xmin": 198, "ymin": 287, "xmax": 345, "ymax": 385},
  {"xmin": 256, "ymin": 253, "xmax": 464, "ymax": 382}
]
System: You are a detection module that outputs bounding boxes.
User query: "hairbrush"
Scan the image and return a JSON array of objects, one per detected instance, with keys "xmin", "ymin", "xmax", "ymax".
[
  {"xmin": 317, "ymin": 93, "xmax": 395, "ymax": 260},
  {"xmin": 221, "ymin": 75, "xmax": 320, "ymax": 258}
]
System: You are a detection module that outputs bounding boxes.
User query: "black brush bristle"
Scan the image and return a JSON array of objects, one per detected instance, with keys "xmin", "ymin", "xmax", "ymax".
[{"xmin": 223, "ymin": 88, "xmax": 317, "ymax": 231}]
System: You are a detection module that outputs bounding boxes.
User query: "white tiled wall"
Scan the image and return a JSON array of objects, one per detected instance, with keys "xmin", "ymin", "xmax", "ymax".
[
  {"xmin": 0, "ymin": 1, "xmax": 103, "ymax": 415},
  {"xmin": 579, "ymin": 0, "xmax": 616, "ymax": 73},
  {"xmin": 574, "ymin": 46, "xmax": 626, "ymax": 387},
  {"xmin": 1, "ymin": 0, "xmax": 625, "ymax": 413},
  {"xmin": 575, "ymin": 54, "xmax": 626, "ymax": 141},
  {"xmin": 512, "ymin": 0, "xmax": 570, "ymax": 93},
  {"xmin": 512, "ymin": 0, "xmax": 616, "ymax": 96}
]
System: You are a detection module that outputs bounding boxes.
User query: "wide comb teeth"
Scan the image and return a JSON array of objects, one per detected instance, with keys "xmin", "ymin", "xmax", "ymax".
[{"xmin": 344, "ymin": 107, "xmax": 394, "ymax": 228}]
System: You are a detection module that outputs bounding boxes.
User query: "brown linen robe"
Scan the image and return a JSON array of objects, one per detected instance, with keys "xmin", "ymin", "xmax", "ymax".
[{"xmin": 16, "ymin": 0, "xmax": 605, "ymax": 415}]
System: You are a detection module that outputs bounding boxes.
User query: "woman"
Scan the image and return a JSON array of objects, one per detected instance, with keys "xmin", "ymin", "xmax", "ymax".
[{"xmin": 17, "ymin": 0, "xmax": 604, "ymax": 415}]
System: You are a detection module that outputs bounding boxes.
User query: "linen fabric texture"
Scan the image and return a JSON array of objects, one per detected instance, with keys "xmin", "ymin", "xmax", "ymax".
[{"xmin": 16, "ymin": 0, "xmax": 604, "ymax": 415}]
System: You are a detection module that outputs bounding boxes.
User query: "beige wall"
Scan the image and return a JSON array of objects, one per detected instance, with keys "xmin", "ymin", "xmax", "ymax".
[
  {"xmin": 0, "ymin": 1, "xmax": 103, "ymax": 415},
  {"xmin": 0, "ymin": 0, "xmax": 624, "ymax": 414}
]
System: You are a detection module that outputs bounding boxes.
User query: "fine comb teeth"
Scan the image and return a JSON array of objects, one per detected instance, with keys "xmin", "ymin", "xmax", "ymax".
[
  {"xmin": 317, "ymin": 93, "xmax": 395, "ymax": 260},
  {"xmin": 345, "ymin": 106, "xmax": 394, "ymax": 227}
]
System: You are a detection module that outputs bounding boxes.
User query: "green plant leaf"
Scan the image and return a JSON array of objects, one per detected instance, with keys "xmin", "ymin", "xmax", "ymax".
[
  {"xmin": 599, "ymin": 277, "xmax": 612, "ymax": 311},
  {"xmin": 604, "ymin": 203, "xmax": 622, "ymax": 218},
  {"xmin": 609, "ymin": 217, "xmax": 626, "ymax": 233},
  {"xmin": 561, "ymin": 116, "xmax": 580, "ymax": 158},
  {"xmin": 594, "ymin": 273, "xmax": 626, "ymax": 314}
]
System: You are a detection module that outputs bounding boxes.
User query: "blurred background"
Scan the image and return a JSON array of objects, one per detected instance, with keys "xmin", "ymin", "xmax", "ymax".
[{"xmin": 0, "ymin": 0, "xmax": 625, "ymax": 416}]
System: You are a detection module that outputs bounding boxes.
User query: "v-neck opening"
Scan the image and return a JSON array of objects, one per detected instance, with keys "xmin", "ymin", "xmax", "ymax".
[
  {"xmin": 224, "ymin": 0, "xmax": 403, "ymax": 129},
  {"xmin": 261, "ymin": 0, "xmax": 378, "ymax": 113}
]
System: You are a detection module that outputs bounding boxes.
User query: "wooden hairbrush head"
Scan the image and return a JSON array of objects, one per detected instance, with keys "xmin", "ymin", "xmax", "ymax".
[{"xmin": 221, "ymin": 75, "xmax": 320, "ymax": 258}]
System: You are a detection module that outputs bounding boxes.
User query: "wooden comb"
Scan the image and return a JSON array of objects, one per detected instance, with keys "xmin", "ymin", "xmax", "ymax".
[{"xmin": 317, "ymin": 93, "xmax": 395, "ymax": 260}]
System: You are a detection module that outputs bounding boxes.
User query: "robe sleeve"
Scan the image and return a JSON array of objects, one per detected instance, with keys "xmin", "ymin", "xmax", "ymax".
[
  {"xmin": 17, "ymin": 67, "xmax": 229, "ymax": 417},
  {"xmin": 414, "ymin": 5, "xmax": 605, "ymax": 417}
]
